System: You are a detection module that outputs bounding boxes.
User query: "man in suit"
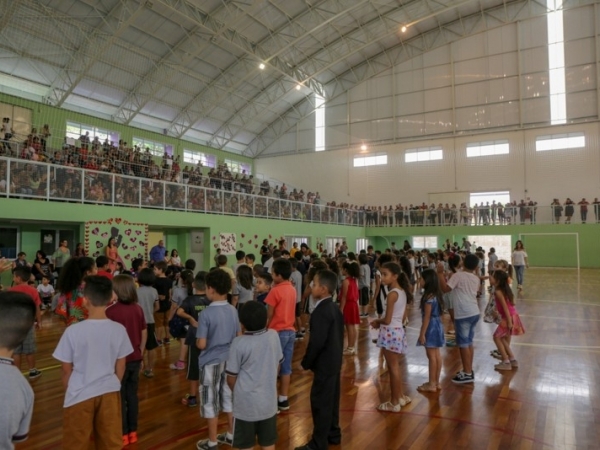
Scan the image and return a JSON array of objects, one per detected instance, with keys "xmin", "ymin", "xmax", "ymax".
[{"xmin": 295, "ymin": 270, "xmax": 344, "ymax": 450}]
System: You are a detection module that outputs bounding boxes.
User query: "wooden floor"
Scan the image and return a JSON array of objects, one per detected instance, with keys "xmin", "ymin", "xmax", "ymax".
[{"xmin": 15, "ymin": 268, "xmax": 600, "ymax": 450}]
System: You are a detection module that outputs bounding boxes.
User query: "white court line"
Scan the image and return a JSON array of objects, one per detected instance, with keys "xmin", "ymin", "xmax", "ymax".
[
  {"xmin": 518, "ymin": 314, "xmax": 600, "ymax": 322},
  {"xmin": 521, "ymin": 298, "xmax": 600, "ymax": 307}
]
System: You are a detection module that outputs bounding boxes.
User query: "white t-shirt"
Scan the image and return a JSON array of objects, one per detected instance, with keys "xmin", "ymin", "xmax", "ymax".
[
  {"xmin": 0, "ymin": 361, "xmax": 34, "ymax": 449},
  {"xmin": 53, "ymin": 319, "xmax": 133, "ymax": 408},
  {"xmin": 37, "ymin": 284, "xmax": 55, "ymax": 298},
  {"xmin": 446, "ymin": 270, "xmax": 480, "ymax": 320},
  {"xmin": 512, "ymin": 250, "xmax": 528, "ymax": 266},
  {"xmin": 386, "ymin": 287, "xmax": 406, "ymax": 328}
]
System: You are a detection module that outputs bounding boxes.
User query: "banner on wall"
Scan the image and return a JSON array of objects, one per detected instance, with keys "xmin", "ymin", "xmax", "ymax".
[{"xmin": 85, "ymin": 218, "xmax": 149, "ymax": 269}]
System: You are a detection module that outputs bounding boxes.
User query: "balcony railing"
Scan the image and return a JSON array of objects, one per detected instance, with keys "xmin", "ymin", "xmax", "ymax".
[{"xmin": 0, "ymin": 155, "xmax": 596, "ymax": 227}]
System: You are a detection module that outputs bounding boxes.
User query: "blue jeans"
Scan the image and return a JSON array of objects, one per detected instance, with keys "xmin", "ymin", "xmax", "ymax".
[
  {"xmin": 455, "ymin": 315, "xmax": 479, "ymax": 348},
  {"xmin": 514, "ymin": 265, "xmax": 525, "ymax": 285},
  {"xmin": 278, "ymin": 330, "xmax": 296, "ymax": 375}
]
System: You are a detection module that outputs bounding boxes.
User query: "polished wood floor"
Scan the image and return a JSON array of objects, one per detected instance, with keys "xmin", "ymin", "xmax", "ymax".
[{"xmin": 15, "ymin": 268, "xmax": 600, "ymax": 450}]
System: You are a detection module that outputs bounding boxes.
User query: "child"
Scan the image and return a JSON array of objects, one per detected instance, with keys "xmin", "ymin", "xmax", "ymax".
[
  {"xmin": 169, "ymin": 270, "xmax": 194, "ymax": 371},
  {"xmin": 136, "ymin": 268, "xmax": 159, "ymax": 378},
  {"xmin": 178, "ymin": 272, "xmax": 211, "ymax": 407},
  {"xmin": 195, "ymin": 269, "xmax": 241, "ymax": 450},
  {"xmin": 226, "ymin": 301, "xmax": 283, "ymax": 450},
  {"xmin": 371, "ymin": 254, "xmax": 393, "ymax": 319},
  {"xmin": 416, "ymin": 269, "xmax": 445, "ymax": 392},
  {"xmin": 490, "ymin": 270, "xmax": 525, "ymax": 371},
  {"xmin": 217, "ymin": 254, "xmax": 236, "ymax": 294},
  {"xmin": 231, "ymin": 250, "xmax": 246, "ymax": 276},
  {"xmin": 289, "ymin": 258, "xmax": 304, "ymax": 340},
  {"xmin": 55, "ymin": 257, "xmax": 97, "ymax": 326},
  {"xmin": 232, "ymin": 265, "xmax": 254, "ymax": 309},
  {"xmin": 12, "ymin": 252, "xmax": 30, "ymax": 272},
  {"xmin": 340, "ymin": 262, "xmax": 360, "ymax": 356},
  {"xmin": 0, "ymin": 291, "xmax": 37, "ymax": 449},
  {"xmin": 437, "ymin": 254, "xmax": 481, "ymax": 384},
  {"xmin": 37, "ymin": 275, "xmax": 55, "ymax": 311},
  {"xmin": 153, "ymin": 261, "xmax": 172, "ymax": 344},
  {"xmin": 53, "ymin": 276, "xmax": 133, "ymax": 449},
  {"xmin": 296, "ymin": 270, "xmax": 344, "ymax": 450},
  {"xmin": 245, "ymin": 253, "xmax": 255, "ymax": 268},
  {"xmin": 265, "ymin": 258, "xmax": 297, "ymax": 411},
  {"xmin": 106, "ymin": 275, "xmax": 147, "ymax": 446},
  {"xmin": 371, "ymin": 262, "xmax": 413, "ymax": 411},
  {"xmin": 9, "ymin": 267, "xmax": 43, "ymax": 379},
  {"xmin": 442, "ymin": 253, "xmax": 461, "ymax": 347},
  {"xmin": 358, "ymin": 254, "xmax": 371, "ymax": 318},
  {"xmin": 255, "ymin": 271, "xmax": 272, "ymax": 305},
  {"xmin": 96, "ymin": 255, "xmax": 113, "ymax": 279}
]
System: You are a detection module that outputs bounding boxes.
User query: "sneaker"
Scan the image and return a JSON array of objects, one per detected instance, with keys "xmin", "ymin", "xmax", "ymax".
[
  {"xmin": 196, "ymin": 439, "xmax": 218, "ymax": 450},
  {"xmin": 278, "ymin": 399, "xmax": 290, "ymax": 411},
  {"xmin": 143, "ymin": 369, "xmax": 154, "ymax": 378},
  {"xmin": 343, "ymin": 347, "xmax": 356, "ymax": 356},
  {"xmin": 122, "ymin": 434, "xmax": 129, "ymax": 446},
  {"xmin": 295, "ymin": 332, "xmax": 304, "ymax": 341},
  {"xmin": 28, "ymin": 369, "xmax": 42, "ymax": 380},
  {"xmin": 445, "ymin": 339, "xmax": 457, "ymax": 347},
  {"xmin": 494, "ymin": 361, "xmax": 512, "ymax": 371},
  {"xmin": 128, "ymin": 431, "xmax": 138, "ymax": 444},
  {"xmin": 490, "ymin": 350, "xmax": 503, "ymax": 360},
  {"xmin": 451, "ymin": 371, "xmax": 474, "ymax": 384},
  {"xmin": 216, "ymin": 433, "xmax": 233, "ymax": 446},
  {"xmin": 182, "ymin": 394, "xmax": 197, "ymax": 407},
  {"xmin": 169, "ymin": 360, "xmax": 185, "ymax": 370},
  {"xmin": 510, "ymin": 359, "xmax": 519, "ymax": 368}
]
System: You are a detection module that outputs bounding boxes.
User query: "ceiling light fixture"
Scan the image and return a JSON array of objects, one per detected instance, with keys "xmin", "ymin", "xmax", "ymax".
[
  {"xmin": 259, "ymin": 63, "xmax": 265, "ymax": 70},
  {"xmin": 401, "ymin": 25, "xmax": 407, "ymax": 33},
  {"xmin": 361, "ymin": 144, "xmax": 368, "ymax": 151},
  {"xmin": 296, "ymin": 85, "xmax": 302, "ymax": 90}
]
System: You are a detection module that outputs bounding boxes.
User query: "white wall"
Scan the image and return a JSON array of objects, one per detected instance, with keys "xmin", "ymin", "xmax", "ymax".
[{"xmin": 254, "ymin": 122, "xmax": 600, "ymax": 206}]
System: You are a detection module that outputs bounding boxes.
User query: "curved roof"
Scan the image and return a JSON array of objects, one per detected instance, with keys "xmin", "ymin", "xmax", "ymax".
[{"xmin": 0, "ymin": 0, "xmax": 586, "ymax": 156}]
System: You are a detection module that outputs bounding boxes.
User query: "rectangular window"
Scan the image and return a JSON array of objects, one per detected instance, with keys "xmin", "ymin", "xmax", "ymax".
[
  {"xmin": 353, "ymin": 153, "xmax": 387, "ymax": 167},
  {"xmin": 466, "ymin": 140, "xmax": 509, "ymax": 157},
  {"xmin": 356, "ymin": 238, "xmax": 369, "ymax": 253},
  {"xmin": 224, "ymin": 159, "xmax": 251, "ymax": 174},
  {"xmin": 326, "ymin": 237, "xmax": 345, "ymax": 256},
  {"xmin": 535, "ymin": 133, "xmax": 585, "ymax": 152},
  {"xmin": 405, "ymin": 147, "xmax": 443, "ymax": 163},
  {"xmin": 412, "ymin": 236, "xmax": 438, "ymax": 249},
  {"xmin": 66, "ymin": 121, "xmax": 119, "ymax": 144},
  {"xmin": 132, "ymin": 137, "xmax": 165, "ymax": 157},
  {"xmin": 0, "ymin": 227, "xmax": 19, "ymax": 259},
  {"xmin": 315, "ymin": 94, "xmax": 325, "ymax": 152},
  {"xmin": 284, "ymin": 236, "xmax": 310, "ymax": 249},
  {"xmin": 183, "ymin": 150, "xmax": 216, "ymax": 167},
  {"xmin": 547, "ymin": 0, "xmax": 566, "ymax": 125}
]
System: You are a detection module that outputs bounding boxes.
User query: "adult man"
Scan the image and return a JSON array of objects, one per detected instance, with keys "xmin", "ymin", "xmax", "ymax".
[{"xmin": 149, "ymin": 240, "xmax": 166, "ymax": 264}]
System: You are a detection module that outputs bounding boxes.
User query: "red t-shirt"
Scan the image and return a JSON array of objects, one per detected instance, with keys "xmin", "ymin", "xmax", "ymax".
[
  {"xmin": 265, "ymin": 280, "xmax": 296, "ymax": 332},
  {"xmin": 97, "ymin": 270, "xmax": 114, "ymax": 280},
  {"xmin": 106, "ymin": 302, "xmax": 147, "ymax": 362},
  {"xmin": 10, "ymin": 284, "xmax": 41, "ymax": 307}
]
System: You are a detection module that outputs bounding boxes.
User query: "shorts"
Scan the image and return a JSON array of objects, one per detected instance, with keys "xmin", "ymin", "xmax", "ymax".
[
  {"xmin": 443, "ymin": 292, "xmax": 453, "ymax": 311},
  {"xmin": 359, "ymin": 286, "xmax": 370, "ymax": 306},
  {"xmin": 377, "ymin": 325, "xmax": 407, "ymax": 354},
  {"xmin": 277, "ymin": 330, "xmax": 295, "ymax": 376},
  {"xmin": 295, "ymin": 302, "xmax": 301, "ymax": 318},
  {"xmin": 14, "ymin": 326, "xmax": 36, "ymax": 355},
  {"xmin": 455, "ymin": 315, "xmax": 480, "ymax": 348},
  {"xmin": 187, "ymin": 343, "xmax": 200, "ymax": 381},
  {"xmin": 145, "ymin": 323, "xmax": 159, "ymax": 351},
  {"xmin": 233, "ymin": 415, "xmax": 277, "ymax": 448},
  {"xmin": 199, "ymin": 362, "xmax": 232, "ymax": 418}
]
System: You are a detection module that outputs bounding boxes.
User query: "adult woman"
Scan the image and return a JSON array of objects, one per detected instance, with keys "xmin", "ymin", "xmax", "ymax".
[
  {"xmin": 74, "ymin": 242, "xmax": 87, "ymax": 257},
  {"xmin": 169, "ymin": 249, "xmax": 182, "ymax": 274},
  {"xmin": 260, "ymin": 238, "xmax": 270, "ymax": 264},
  {"xmin": 564, "ymin": 198, "xmax": 574, "ymax": 224},
  {"xmin": 52, "ymin": 239, "xmax": 71, "ymax": 275},
  {"xmin": 105, "ymin": 237, "xmax": 120, "ymax": 273},
  {"xmin": 55, "ymin": 256, "xmax": 97, "ymax": 326},
  {"xmin": 511, "ymin": 240, "xmax": 529, "ymax": 292},
  {"xmin": 403, "ymin": 240, "xmax": 412, "ymax": 252},
  {"xmin": 32, "ymin": 250, "xmax": 52, "ymax": 282}
]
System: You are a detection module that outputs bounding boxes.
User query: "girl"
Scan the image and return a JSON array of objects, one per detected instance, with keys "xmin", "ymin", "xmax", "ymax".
[
  {"xmin": 106, "ymin": 275, "xmax": 146, "ymax": 446},
  {"xmin": 340, "ymin": 262, "xmax": 360, "ymax": 355},
  {"xmin": 416, "ymin": 269, "xmax": 445, "ymax": 392},
  {"xmin": 55, "ymin": 257, "xmax": 97, "ymax": 326},
  {"xmin": 511, "ymin": 240, "xmax": 528, "ymax": 291},
  {"xmin": 489, "ymin": 270, "xmax": 525, "ymax": 371},
  {"xmin": 371, "ymin": 262, "xmax": 413, "ymax": 412},
  {"xmin": 232, "ymin": 265, "xmax": 254, "ymax": 308},
  {"xmin": 489, "ymin": 260, "xmax": 513, "ymax": 360},
  {"xmin": 105, "ymin": 237, "xmax": 120, "ymax": 274}
]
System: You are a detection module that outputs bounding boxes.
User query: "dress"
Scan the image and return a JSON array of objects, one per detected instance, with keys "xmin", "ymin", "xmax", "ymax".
[
  {"xmin": 107, "ymin": 246, "xmax": 119, "ymax": 273},
  {"xmin": 55, "ymin": 285, "xmax": 88, "ymax": 326},
  {"xmin": 342, "ymin": 277, "xmax": 360, "ymax": 325},
  {"xmin": 493, "ymin": 293, "xmax": 525, "ymax": 338},
  {"xmin": 416, "ymin": 297, "xmax": 445, "ymax": 348}
]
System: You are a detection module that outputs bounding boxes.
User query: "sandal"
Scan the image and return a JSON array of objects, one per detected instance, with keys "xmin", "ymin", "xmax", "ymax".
[
  {"xmin": 400, "ymin": 395, "xmax": 411, "ymax": 406},
  {"xmin": 417, "ymin": 383, "xmax": 437, "ymax": 393},
  {"xmin": 377, "ymin": 401, "xmax": 401, "ymax": 412}
]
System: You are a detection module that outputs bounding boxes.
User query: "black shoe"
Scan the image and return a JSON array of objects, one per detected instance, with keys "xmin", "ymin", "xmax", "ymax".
[
  {"xmin": 28, "ymin": 369, "xmax": 42, "ymax": 380},
  {"xmin": 451, "ymin": 371, "xmax": 474, "ymax": 384},
  {"xmin": 278, "ymin": 399, "xmax": 290, "ymax": 411}
]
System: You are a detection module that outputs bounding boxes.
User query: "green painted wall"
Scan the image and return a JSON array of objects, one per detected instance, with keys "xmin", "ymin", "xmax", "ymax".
[
  {"xmin": 0, "ymin": 93, "xmax": 252, "ymax": 169},
  {"xmin": 365, "ymin": 224, "xmax": 600, "ymax": 269}
]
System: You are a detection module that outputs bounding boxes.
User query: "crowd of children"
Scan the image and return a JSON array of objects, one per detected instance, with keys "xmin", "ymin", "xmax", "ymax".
[{"xmin": 0, "ymin": 235, "xmax": 528, "ymax": 450}]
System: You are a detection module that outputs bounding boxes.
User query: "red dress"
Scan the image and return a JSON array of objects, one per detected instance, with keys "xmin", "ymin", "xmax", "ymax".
[{"xmin": 342, "ymin": 277, "xmax": 360, "ymax": 325}]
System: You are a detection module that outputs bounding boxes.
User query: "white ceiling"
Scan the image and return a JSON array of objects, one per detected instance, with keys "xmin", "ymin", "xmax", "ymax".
[{"xmin": 0, "ymin": 0, "xmax": 571, "ymax": 156}]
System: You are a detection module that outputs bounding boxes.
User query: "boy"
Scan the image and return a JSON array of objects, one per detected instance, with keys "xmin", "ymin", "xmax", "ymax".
[
  {"xmin": 231, "ymin": 250, "xmax": 246, "ymax": 276},
  {"xmin": 358, "ymin": 253, "xmax": 371, "ymax": 318},
  {"xmin": 265, "ymin": 258, "xmax": 296, "ymax": 411},
  {"xmin": 217, "ymin": 254, "xmax": 236, "ymax": 295},
  {"xmin": 9, "ymin": 267, "xmax": 43, "ymax": 379},
  {"xmin": 255, "ymin": 272, "xmax": 272, "ymax": 305},
  {"xmin": 96, "ymin": 255, "xmax": 114, "ymax": 279},
  {"xmin": 137, "ymin": 268, "xmax": 160, "ymax": 378},
  {"xmin": 0, "ymin": 291, "xmax": 36, "ymax": 450},
  {"xmin": 37, "ymin": 275, "xmax": 55, "ymax": 311},
  {"xmin": 244, "ymin": 253, "xmax": 255, "ymax": 268},
  {"xmin": 153, "ymin": 261, "xmax": 172, "ymax": 344},
  {"xmin": 289, "ymin": 258, "xmax": 304, "ymax": 340},
  {"xmin": 226, "ymin": 302, "xmax": 283, "ymax": 450},
  {"xmin": 295, "ymin": 270, "xmax": 344, "ymax": 450},
  {"xmin": 437, "ymin": 254, "xmax": 481, "ymax": 384},
  {"xmin": 12, "ymin": 252, "xmax": 30, "ymax": 271},
  {"xmin": 53, "ymin": 276, "xmax": 133, "ymax": 448},
  {"xmin": 177, "ymin": 272, "xmax": 211, "ymax": 407},
  {"xmin": 196, "ymin": 269, "xmax": 241, "ymax": 450}
]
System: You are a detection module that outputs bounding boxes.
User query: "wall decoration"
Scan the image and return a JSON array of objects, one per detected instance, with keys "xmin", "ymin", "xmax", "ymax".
[
  {"xmin": 219, "ymin": 233, "xmax": 236, "ymax": 255},
  {"xmin": 84, "ymin": 218, "xmax": 148, "ymax": 269}
]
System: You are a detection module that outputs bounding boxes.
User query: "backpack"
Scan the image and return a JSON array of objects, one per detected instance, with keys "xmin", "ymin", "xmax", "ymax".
[{"xmin": 169, "ymin": 313, "xmax": 188, "ymax": 339}]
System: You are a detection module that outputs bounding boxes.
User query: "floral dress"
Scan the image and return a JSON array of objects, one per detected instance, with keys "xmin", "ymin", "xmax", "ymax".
[{"xmin": 55, "ymin": 285, "xmax": 88, "ymax": 326}]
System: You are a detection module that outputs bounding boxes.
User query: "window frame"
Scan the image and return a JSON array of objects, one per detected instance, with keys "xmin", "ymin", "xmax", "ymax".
[
  {"xmin": 132, "ymin": 137, "xmax": 166, "ymax": 157},
  {"xmin": 405, "ymin": 147, "xmax": 443, "ymax": 163},
  {"xmin": 535, "ymin": 132, "xmax": 585, "ymax": 152},
  {"xmin": 183, "ymin": 149, "xmax": 216, "ymax": 168},
  {"xmin": 412, "ymin": 236, "xmax": 438, "ymax": 250},
  {"xmin": 353, "ymin": 153, "xmax": 388, "ymax": 167},
  {"xmin": 66, "ymin": 121, "xmax": 117, "ymax": 144},
  {"xmin": 466, "ymin": 140, "xmax": 510, "ymax": 158}
]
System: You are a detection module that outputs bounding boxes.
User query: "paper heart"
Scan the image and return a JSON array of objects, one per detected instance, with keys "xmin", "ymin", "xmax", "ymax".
[
  {"xmin": 92, "ymin": 228, "xmax": 99, "ymax": 235},
  {"xmin": 122, "ymin": 244, "xmax": 128, "ymax": 250},
  {"xmin": 115, "ymin": 218, "xmax": 122, "ymax": 224},
  {"xmin": 108, "ymin": 219, "xmax": 113, "ymax": 224},
  {"xmin": 241, "ymin": 233, "xmax": 245, "ymax": 238},
  {"xmin": 248, "ymin": 240, "xmax": 252, "ymax": 244},
  {"xmin": 135, "ymin": 230, "xmax": 142, "ymax": 235},
  {"xmin": 254, "ymin": 244, "xmax": 258, "ymax": 248},
  {"xmin": 138, "ymin": 241, "xmax": 145, "ymax": 247},
  {"xmin": 240, "ymin": 243, "xmax": 244, "ymax": 248},
  {"xmin": 125, "ymin": 229, "xmax": 132, "ymax": 236},
  {"xmin": 130, "ymin": 238, "xmax": 136, "ymax": 243},
  {"xmin": 93, "ymin": 251, "xmax": 100, "ymax": 257},
  {"xmin": 212, "ymin": 236, "xmax": 216, "ymax": 240},
  {"xmin": 254, "ymin": 234, "xmax": 257, "ymax": 239},
  {"xmin": 96, "ymin": 241, "xmax": 103, "ymax": 248},
  {"xmin": 131, "ymin": 246, "xmax": 137, "ymax": 251},
  {"xmin": 269, "ymin": 234, "xmax": 272, "ymax": 238},
  {"xmin": 214, "ymin": 244, "xmax": 218, "ymax": 248},
  {"xmin": 101, "ymin": 232, "xmax": 108, "ymax": 238},
  {"xmin": 125, "ymin": 254, "xmax": 130, "ymax": 259}
]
